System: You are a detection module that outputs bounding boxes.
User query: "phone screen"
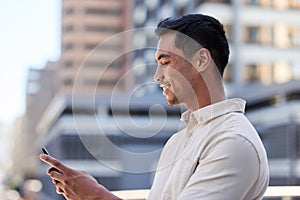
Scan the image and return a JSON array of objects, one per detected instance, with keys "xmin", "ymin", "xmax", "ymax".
[{"xmin": 41, "ymin": 147, "xmax": 50, "ymax": 155}]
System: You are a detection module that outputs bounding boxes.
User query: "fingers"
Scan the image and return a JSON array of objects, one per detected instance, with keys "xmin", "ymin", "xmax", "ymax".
[
  {"xmin": 48, "ymin": 172, "xmax": 65, "ymax": 195},
  {"xmin": 52, "ymin": 177, "xmax": 75, "ymax": 199},
  {"xmin": 54, "ymin": 181, "xmax": 65, "ymax": 194},
  {"xmin": 48, "ymin": 170, "xmax": 63, "ymax": 184},
  {"xmin": 39, "ymin": 154, "xmax": 68, "ymax": 173},
  {"xmin": 47, "ymin": 167, "xmax": 62, "ymax": 175},
  {"xmin": 39, "ymin": 154, "xmax": 72, "ymax": 196}
]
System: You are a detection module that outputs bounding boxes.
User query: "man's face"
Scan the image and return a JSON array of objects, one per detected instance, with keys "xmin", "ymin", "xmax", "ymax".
[{"xmin": 154, "ymin": 32, "xmax": 199, "ymax": 106}]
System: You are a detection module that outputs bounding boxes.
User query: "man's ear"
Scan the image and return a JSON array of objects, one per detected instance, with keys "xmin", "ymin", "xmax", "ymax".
[{"xmin": 194, "ymin": 48, "xmax": 211, "ymax": 73}]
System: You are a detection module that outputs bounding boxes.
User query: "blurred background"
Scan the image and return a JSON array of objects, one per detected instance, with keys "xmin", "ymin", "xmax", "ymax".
[{"xmin": 1, "ymin": 0, "xmax": 300, "ymax": 199}]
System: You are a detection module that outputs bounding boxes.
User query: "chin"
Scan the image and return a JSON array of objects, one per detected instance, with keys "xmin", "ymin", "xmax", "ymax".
[{"xmin": 166, "ymin": 96, "xmax": 180, "ymax": 106}]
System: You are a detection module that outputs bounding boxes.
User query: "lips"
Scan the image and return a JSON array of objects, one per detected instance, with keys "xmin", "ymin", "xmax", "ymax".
[{"xmin": 160, "ymin": 83, "xmax": 171, "ymax": 96}]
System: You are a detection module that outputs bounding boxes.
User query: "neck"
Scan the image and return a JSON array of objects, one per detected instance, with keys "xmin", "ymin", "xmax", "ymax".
[
  {"xmin": 184, "ymin": 86, "xmax": 226, "ymax": 112},
  {"xmin": 185, "ymin": 68, "xmax": 226, "ymax": 112}
]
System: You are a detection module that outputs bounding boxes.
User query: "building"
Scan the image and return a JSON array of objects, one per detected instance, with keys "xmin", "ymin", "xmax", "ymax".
[
  {"xmin": 58, "ymin": 0, "xmax": 132, "ymax": 95},
  {"xmin": 17, "ymin": 62, "xmax": 57, "ymax": 178},
  {"xmin": 7, "ymin": 62, "xmax": 58, "ymax": 199},
  {"xmin": 130, "ymin": 0, "xmax": 300, "ymax": 89}
]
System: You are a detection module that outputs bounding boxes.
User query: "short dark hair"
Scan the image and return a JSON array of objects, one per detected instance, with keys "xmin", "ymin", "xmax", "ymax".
[{"xmin": 155, "ymin": 14, "xmax": 229, "ymax": 76}]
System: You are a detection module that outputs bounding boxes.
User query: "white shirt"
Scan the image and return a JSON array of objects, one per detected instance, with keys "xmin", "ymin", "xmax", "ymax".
[{"xmin": 148, "ymin": 99, "xmax": 269, "ymax": 200}]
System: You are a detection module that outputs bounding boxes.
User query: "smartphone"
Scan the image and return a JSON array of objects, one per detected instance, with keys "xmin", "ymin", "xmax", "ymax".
[
  {"xmin": 41, "ymin": 147, "xmax": 50, "ymax": 155},
  {"xmin": 41, "ymin": 147, "xmax": 62, "ymax": 173}
]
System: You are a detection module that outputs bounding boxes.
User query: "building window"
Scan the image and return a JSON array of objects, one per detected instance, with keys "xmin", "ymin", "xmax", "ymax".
[
  {"xmin": 243, "ymin": 64, "xmax": 259, "ymax": 83},
  {"xmin": 177, "ymin": 6, "xmax": 187, "ymax": 16},
  {"xmin": 289, "ymin": 28, "xmax": 300, "ymax": 47},
  {"xmin": 195, "ymin": 0, "xmax": 231, "ymax": 6},
  {"xmin": 245, "ymin": 26, "xmax": 259, "ymax": 44},
  {"xmin": 64, "ymin": 78, "xmax": 73, "ymax": 86},
  {"xmin": 247, "ymin": 0, "xmax": 258, "ymax": 5},
  {"xmin": 85, "ymin": 25, "xmax": 121, "ymax": 33},
  {"xmin": 273, "ymin": 24, "xmax": 290, "ymax": 47},
  {"xmin": 259, "ymin": 26, "xmax": 273, "ymax": 45},
  {"xmin": 65, "ymin": 7, "xmax": 74, "ymax": 15},
  {"xmin": 273, "ymin": 61, "xmax": 293, "ymax": 83},
  {"xmin": 83, "ymin": 78, "xmax": 119, "ymax": 87},
  {"xmin": 98, "ymin": 79, "xmax": 120, "ymax": 86},
  {"xmin": 62, "ymin": 135, "xmax": 95, "ymax": 160},
  {"xmin": 63, "ymin": 43, "xmax": 74, "ymax": 50},
  {"xmin": 64, "ymin": 25, "xmax": 74, "ymax": 33},
  {"xmin": 84, "ymin": 42, "xmax": 122, "ymax": 51},
  {"xmin": 85, "ymin": 8, "xmax": 121, "ymax": 16},
  {"xmin": 83, "ymin": 60, "xmax": 108, "ymax": 68},
  {"xmin": 84, "ymin": 43, "xmax": 98, "ymax": 50},
  {"xmin": 64, "ymin": 60, "xmax": 73, "ymax": 68}
]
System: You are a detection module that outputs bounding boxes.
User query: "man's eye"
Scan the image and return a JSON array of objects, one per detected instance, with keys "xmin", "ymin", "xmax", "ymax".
[{"xmin": 162, "ymin": 61, "xmax": 169, "ymax": 66}]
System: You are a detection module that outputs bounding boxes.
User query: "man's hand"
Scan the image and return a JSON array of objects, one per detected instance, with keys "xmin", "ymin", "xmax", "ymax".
[{"xmin": 39, "ymin": 154, "xmax": 121, "ymax": 200}]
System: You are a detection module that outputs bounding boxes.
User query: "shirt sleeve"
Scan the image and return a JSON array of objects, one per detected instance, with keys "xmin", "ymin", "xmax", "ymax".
[{"xmin": 178, "ymin": 136, "xmax": 261, "ymax": 200}]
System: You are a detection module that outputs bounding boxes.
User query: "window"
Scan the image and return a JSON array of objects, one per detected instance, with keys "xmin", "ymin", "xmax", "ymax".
[
  {"xmin": 245, "ymin": 26, "xmax": 259, "ymax": 43},
  {"xmin": 65, "ymin": 7, "xmax": 74, "ymax": 15},
  {"xmin": 83, "ymin": 60, "xmax": 108, "ymax": 68},
  {"xmin": 85, "ymin": 25, "xmax": 121, "ymax": 33},
  {"xmin": 98, "ymin": 79, "xmax": 119, "ymax": 86},
  {"xmin": 84, "ymin": 43, "xmax": 98, "ymax": 50},
  {"xmin": 289, "ymin": 28, "xmax": 300, "ymax": 47},
  {"xmin": 196, "ymin": 0, "xmax": 230, "ymax": 4},
  {"xmin": 64, "ymin": 60, "xmax": 73, "ymax": 68},
  {"xmin": 84, "ymin": 42, "xmax": 122, "ymax": 51},
  {"xmin": 61, "ymin": 135, "xmax": 95, "ymax": 160},
  {"xmin": 177, "ymin": 6, "xmax": 186, "ymax": 16},
  {"xmin": 64, "ymin": 43, "xmax": 74, "ymax": 50},
  {"xmin": 85, "ymin": 8, "xmax": 121, "ymax": 16},
  {"xmin": 243, "ymin": 64, "xmax": 259, "ymax": 83},
  {"xmin": 64, "ymin": 25, "xmax": 74, "ymax": 33},
  {"xmin": 248, "ymin": 0, "xmax": 258, "ymax": 5},
  {"xmin": 64, "ymin": 78, "xmax": 73, "ymax": 86}
]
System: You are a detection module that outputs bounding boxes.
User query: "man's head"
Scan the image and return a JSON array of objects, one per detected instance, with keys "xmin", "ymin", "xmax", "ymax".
[
  {"xmin": 153, "ymin": 14, "xmax": 229, "ymax": 110},
  {"xmin": 155, "ymin": 14, "xmax": 229, "ymax": 77}
]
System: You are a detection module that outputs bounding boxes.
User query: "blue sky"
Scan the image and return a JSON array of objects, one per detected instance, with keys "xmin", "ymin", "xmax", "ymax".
[{"xmin": 0, "ymin": 0, "xmax": 61, "ymax": 124}]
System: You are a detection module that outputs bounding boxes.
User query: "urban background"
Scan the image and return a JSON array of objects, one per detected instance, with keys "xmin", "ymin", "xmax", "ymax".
[{"xmin": 1, "ymin": 0, "xmax": 300, "ymax": 199}]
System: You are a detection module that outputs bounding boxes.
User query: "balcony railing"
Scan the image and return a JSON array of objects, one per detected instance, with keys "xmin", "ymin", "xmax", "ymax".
[{"xmin": 112, "ymin": 186, "xmax": 300, "ymax": 200}]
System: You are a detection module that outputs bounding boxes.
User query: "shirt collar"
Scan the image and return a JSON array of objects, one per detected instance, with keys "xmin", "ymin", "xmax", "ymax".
[{"xmin": 181, "ymin": 98, "xmax": 246, "ymax": 125}]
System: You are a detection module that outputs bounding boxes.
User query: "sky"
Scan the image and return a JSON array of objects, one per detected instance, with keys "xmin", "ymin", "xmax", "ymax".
[{"xmin": 0, "ymin": 0, "xmax": 61, "ymax": 124}]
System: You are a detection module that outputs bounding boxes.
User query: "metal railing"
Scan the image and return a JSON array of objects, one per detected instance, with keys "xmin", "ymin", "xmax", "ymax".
[{"xmin": 112, "ymin": 186, "xmax": 300, "ymax": 200}]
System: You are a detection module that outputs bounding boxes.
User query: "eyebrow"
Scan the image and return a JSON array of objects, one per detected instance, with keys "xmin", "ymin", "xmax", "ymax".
[{"xmin": 156, "ymin": 53, "xmax": 170, "ymax": 63}]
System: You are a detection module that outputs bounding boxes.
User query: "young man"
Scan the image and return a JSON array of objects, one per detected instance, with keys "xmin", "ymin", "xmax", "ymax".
[{"xmin": 40, "ymin": 14, "xmax": 269, "ymax": 200}]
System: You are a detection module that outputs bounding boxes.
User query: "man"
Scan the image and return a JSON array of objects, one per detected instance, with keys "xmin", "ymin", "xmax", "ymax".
[{"xmin": 40, "ymin": 14, "xmax": 269, "ymax": 200}]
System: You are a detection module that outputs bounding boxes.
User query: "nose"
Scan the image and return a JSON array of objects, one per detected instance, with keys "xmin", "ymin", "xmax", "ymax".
[{"xmin": 153, "ymin": 65, "xmax": 163, "ymax": 82}]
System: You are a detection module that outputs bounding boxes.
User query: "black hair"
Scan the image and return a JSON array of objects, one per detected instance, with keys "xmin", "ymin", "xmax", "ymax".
[{"xmin": 155, "ymin": 14, "xmax": 230, "ymax": 76}]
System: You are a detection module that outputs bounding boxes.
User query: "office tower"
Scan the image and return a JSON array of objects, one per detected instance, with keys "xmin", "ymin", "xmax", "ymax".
[
  {"xmin": 59, "ymin": 0, "xmax": 132, "ymax": 95},
  {"xmin": 132, "ymin": 0, "xmax": 300, "ymax": 94}
]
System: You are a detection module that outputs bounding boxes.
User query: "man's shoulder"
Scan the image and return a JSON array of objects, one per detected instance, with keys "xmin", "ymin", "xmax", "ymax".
[
  {"xmin": 159, "ymin": 128, "xmax": 187, "ymax": 153},
  {"xmin": 166, "ymin": 128, "xmax": 186, "ymax": 143}
]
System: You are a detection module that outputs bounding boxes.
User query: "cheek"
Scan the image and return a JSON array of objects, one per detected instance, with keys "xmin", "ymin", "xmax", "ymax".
[{"xmin": 169, "ymin": 69, "xmax": 194, "ymax": 90}]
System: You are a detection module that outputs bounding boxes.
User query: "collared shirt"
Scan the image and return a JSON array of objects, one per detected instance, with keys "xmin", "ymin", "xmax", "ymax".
[{"xmin": 148, "ymin": 98, "xmax": 269, "ymax": 200}]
